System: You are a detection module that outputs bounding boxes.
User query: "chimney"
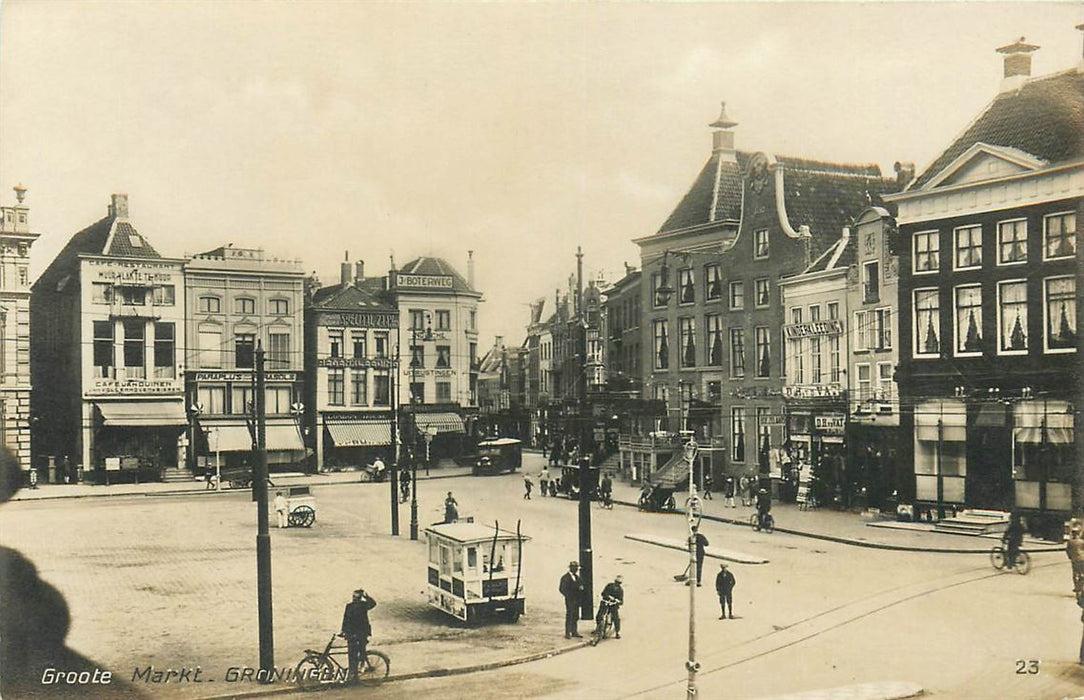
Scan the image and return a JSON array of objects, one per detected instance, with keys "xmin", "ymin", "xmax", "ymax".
[
  {"xmin": 108, "ymin": 193, "xmax": 129, "ymax": 219},
  {"xmin": 1077, "ymin": 24, "xmax": 1084, "ymax": 66},
  {"xmin": 467, "ymin": 250, "xmax": 475, "ymax": 288},
  {"xmin": 996, "ymin": 37, "xmax": 1040, "ymax": 92},
  {"xmin": 355, "ymin": 260, "xmax": 365, "ymax": 283},
  {"xmin": 894, "ymin": 161, "xmax": 916, "ymax": 189},
  {"xmin": 341, "ymin": 251, "xmax": 352, "ymax": 286},
  {"xmin": 709, "ymin": 101, "xmax": 738, "ymax": 162},
  {"xmin": 495, "ymin": 335, "xmax": 504, "ymax": 349}
]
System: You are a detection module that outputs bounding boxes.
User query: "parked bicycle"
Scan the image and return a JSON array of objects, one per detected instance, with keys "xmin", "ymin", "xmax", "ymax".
[
  {"xmin": 990, "ymin": 546, "xmax": 1031, "ymax": 575},
  {"xmin": 589, "ymin": 596, "xmax": 621, "ymax": 646},
  {"xmin": 294, "ymin": 634, "xmax": 390, "ymax": 688},
  {"xmin": 750, "ymin": 511, "xmax": 775, "ymax": 533}
]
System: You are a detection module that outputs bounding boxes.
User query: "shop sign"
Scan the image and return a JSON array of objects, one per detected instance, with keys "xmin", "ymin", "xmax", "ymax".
[
  {"xmin": 394, "ymin": 274, "xmax": 453, "ymax": 290},
  {"xmin": 814, "ymin": 414, "xmax": 845, "ymax": 433},
  {"xmin": 783, "ymin": 320, "xmax": 843, "ymax": 339},
  {"xmin": 402, "ymin": 368, "xmax": 457, "ymax": 377},
  {"xmin": 194, "ymin": 371, "xmax": 298, "ymax": 382},
  {"xmin": 318, "ymin": 311, "xmax": 397, "ymax": 328},
  {"xmin": 319, "ymin": 357, "xmax": 396, "ymax": 369},
  {"xmin": 784, "ymin": 384, "xmax": 843, "ymax": 399},
  {"xmin": 86, "ymin": 379, "xmax": 182, "ymax": 396},
  {"xmin": 758, "ymin": 414, "xmax": 786, "ymax": 426}
]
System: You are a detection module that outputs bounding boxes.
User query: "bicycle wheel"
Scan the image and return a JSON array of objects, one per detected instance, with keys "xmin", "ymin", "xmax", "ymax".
[
  {"xmin": 294, "ymin": 653, "xmax": 336, "ymax": 689},
  {"xmin": 361, "ymin": 650, "xmax": 390, "ymax": 680},
  {"xmin": 1014, "ymin": 551, "xmax": 1031, "ymax": 575},
  {"xmin": 990, "ymin": 547, "xmax": 1006, "ymax": 570},
  {"xmin": 750, "ymin": 513, "xmax": 760, "ymax": 531},
  {"xmin": 764, "ymin": 515, "xmax": 775, "ymax": 534},
  {"xmin": 588, "ymin": 622, "xmax": 602, "ymax": 646}
]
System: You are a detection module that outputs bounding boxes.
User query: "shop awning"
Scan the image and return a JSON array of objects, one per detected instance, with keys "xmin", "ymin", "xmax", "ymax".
[
  {"xmin": 326, "ymin": 419, "xmax": 392, "ymax": 447},
  {"xmin": 1014, "ymin": 401, "xmax": 1074, "ymax": 444},
  {"xmin": 207, "ymin": 426, "xmax": 255, "ymax": 452},
  {"xmin": 973, "ymin": 403, "xmax": 1007, "ymax": 428},
  {"xmin": 96, "ymin": 401, "xmax": 187, "ymax": 427},
  {"xmin": 914, "ymin": 400, "xmax": 966, "ymax": 442},
  {"xmin": 207, "ymin": 423, "xmax": 304, "ymax": 452},
  {"xmin": 414, "ymin": 412, "xmax": 464, "ymax": 435}
]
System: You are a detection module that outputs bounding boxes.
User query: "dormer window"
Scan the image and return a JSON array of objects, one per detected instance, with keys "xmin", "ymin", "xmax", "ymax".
[{"xmin": 129, "ymin": 234, "xmax": 143, "ymax": 248}]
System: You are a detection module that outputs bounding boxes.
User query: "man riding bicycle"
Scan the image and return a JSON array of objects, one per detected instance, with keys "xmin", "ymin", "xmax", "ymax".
[
  {"xmin": 595, "ymin": 574, "xmax": 624, "ymax": 639},
  {"xmin": 755, "ymin": 487, "xmax": 772, "ymax": 530},
  {"xmin": 1002, "ymin": 511, "xmax": 1025, "ymax": 569}
]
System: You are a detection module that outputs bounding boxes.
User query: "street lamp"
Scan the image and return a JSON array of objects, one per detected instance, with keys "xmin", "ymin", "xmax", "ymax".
[
  {"xmin": 410, "ymin": 314, "xmax": 433, "ymax": 541},
  {"xmin": 683, "ymin": 438, "xmax": 702, "ymax": 700}
]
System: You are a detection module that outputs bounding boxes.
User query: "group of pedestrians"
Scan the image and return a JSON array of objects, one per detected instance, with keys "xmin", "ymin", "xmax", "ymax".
[{"xmin": 524, "ymin": 466, "xmax": 559, "ymax": 498}]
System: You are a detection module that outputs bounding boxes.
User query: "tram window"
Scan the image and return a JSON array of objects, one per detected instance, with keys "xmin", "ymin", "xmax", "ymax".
[
  {"xmin": 507, "ymin": 544, "xmax": 519, "ymax": 568},
  {"xmin": 467, "ymin": 547, "xmax": 477, "ymax": 570},
  {"xmin": 453, "ymin": 547, "xmax": 464, "ymax": 574},
  {"xmin": 429, "ymin": 538, "xmax": 439, "ymax": 564},
  {"xmin": 440, "ymin": 546, "xmax": 452, "ymax": 577}
]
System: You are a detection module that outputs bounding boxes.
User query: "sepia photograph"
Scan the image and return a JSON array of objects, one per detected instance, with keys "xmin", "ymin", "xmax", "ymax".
[{"xmin": 0, "ymin": 2, "xmax": 1082, "ymax": 699}]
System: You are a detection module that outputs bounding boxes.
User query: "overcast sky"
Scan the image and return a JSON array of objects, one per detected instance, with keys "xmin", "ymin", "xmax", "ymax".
[{"xmin": 1, "ymin": 2, "xmax": 1081, "ymax": 348}]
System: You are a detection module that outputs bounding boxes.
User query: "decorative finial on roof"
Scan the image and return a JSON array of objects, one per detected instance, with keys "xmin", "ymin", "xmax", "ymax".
[
  {"xmin": 996, "ymin": 36, "xmax": 1040, "ymax": 54},
  {"xmin": 13, "ymin": 183, "xmax": 27, "ymax": 203},
  {"xmin": 709, "ymin": 101, "xmax": 738, "ymax": 129}
]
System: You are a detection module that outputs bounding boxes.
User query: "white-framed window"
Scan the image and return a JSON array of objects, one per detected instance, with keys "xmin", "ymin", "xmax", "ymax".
[
  {"xmin": 328, "ymin": 329, "xmax": 343, "ymax": 358},
  {"xmin": 997, "ymin": 280, "xmax": 1028, "ymax": 355},
  {"xmin": 436, "ymin": 381, "xmax": 452, "ymax": 402},
  {"xmin": 729, "ymin": 281, "xmax": 744, "ymax": 310},
  {"xmin": 791, "ymin": 336, "xmax": 804, "ymax": 384},
  {"xmin": 876, "ymin": 362, "xmax": 894, "ymax": 403},
  {"xmin": 808, "ymin": 305, "xmax": 821, "ymax": 322},
  {"xmin": 953, "ymin": 284, "xmax": 984, "ymax": 356},
  {"xmin": 351, "ymin": 370, "xmax": 367, "ymax": 405},
  {"xmin": 853, "ymin": 310, "xmax": 869, "ymax": 352},
  {"xmin": 914, "ymin": 288, "xmax": 941, "ymax": 358},
  {"xmin": 678, "ymin": 268, "xmax": 695, "ymax": 305},
  {"xmin": 705, "ymin": 264, "xmax": 722, "ymax": 301},
  {"xmin": 93, "ymin": 320, "xmax": 114, "ymax": 377},
  {"xmin": 268, "ymin": 332, "xmax": 290, "ymax": 367},
  {"xmin": 653, "ymin": 319, "xmax": 669, "ymax": 370},
  {"xmin": 1043, "ymin": 211, "xmax": 1076, "ymax": 260},
  {"xmin": 863, "ymin": 261, "xmax": 880, "ymax": 303},
  {"xmin": 731, "ymin": 407, "xmax": 746, "ymax": 462},
  {"xmin": 791, "ymin": 307, "xmax": 803, "ymax": 324},
  {"xmin": 754, "ymin": 229, "xmax": 770, "ymax": 259},
  {"xmin": 328, "ymin": 368, "xmax": 345, "ymax": 406},
  {"xmin": 754, "ymin": 278, "xmax": 770, "ymax": 308},
  {"xmin": 729, "ymin": 328, "xmax": 745, "ymax": 378},
  {"xmin": 754, "ymin": 326, "xmax": 770, "ymax": 378},
  {"xmin": 152, "ymin": 285, "xmax": 175, "ymax": 306},
  {"xmin": 197, "ymin": 327, "xmax": 222, "ymax": 368},
  {"xmin": 410, "ymin": 309, "xmax": 427, "ymax": 330},
  {"xmin": 1044, "ymin": 276, "xmax": 1077, "ymax": 353},
  {"xmin": 706, "ymin": 314, "xmax": 723, "ymax": 366},
  {"xmin": 855, "ymin": 363, "xmax": 871, "ymax": 403},
  {"xmin": 873, "ymin": 308, "xmax": 892, "ymax": 351},
  {"xmin": 269, "ymin": 298, "xmax": 289, "ymax": 315},
  {"xmin": 435, "ymin": 310, "xmax": 451, "ymax": 331},
  {"xmin": 652, "ymin": 273, "xmax": 666, "ymax": 308},
  {"xmin": 913, "ymin": 230, "xmax": 940, "ymax": 274},
  {"xmin": 997, "ymin": 219, "xmax": 1028, "ymax": 265},
  {"xmin": 954, "ymin": 225, "xmax": 982, "ymax": 270},
  {"xmin": 810, "ymin": 336, "xmax": 822, "ymax": 383},
  {"xmin": 92, "ymin": 282, "xmax": 114, "ymax": 304}
]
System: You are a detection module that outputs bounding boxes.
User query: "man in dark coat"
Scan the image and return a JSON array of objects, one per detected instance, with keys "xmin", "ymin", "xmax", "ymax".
[
  {"xmin": 690, "ymin": 525, "xmax": 709, "ymax": 586},
  {"xmin": 341, "ymin": 589, "xmax": 377, "ymax": 682},
  {"xmin": 715, "ymin": 563, "xmax": 736, "ymax": 619},
  {"xmin": 595, "ymin": 574, "xmax": 625, "ymax": 638},
  {"xmin": 558, "ymin": 561, "xmax": 585, "ymax": 638}
]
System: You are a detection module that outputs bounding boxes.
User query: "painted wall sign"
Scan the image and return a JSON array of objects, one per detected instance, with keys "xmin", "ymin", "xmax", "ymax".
[
  {"xmin": 318, "ymin": 311, "xmax": 397, "ymax": 328},
  {"xmin": 86, "ymin": 379, "xmax": 182, "ymax": 396},
  {"xmin": 193, "ymin": 371, "xmax": 298, "ymax": 382},
  {"xmin": 814, "ymin": 414, "xmax": 846, "ymax": 433},
  {"xmin": 318, "ymin": 357, "xmax": 396, "ymax": 369}
]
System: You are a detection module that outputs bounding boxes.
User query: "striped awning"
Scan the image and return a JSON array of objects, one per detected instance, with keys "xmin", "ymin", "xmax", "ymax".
[
  {"xmin": 325, "ymin": 419, "xmax": 392, "ymax": 448},
  {"xmin": 414, "ymin": 412, "xmax": 464, "ymax": 435}
]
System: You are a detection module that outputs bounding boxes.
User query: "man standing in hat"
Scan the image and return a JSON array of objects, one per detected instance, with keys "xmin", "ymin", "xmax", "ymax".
[
  {"xmin": 558, "ymin": 561, "xmax": 585, "ymax": 638},
  {"xmin": 715, "ymin": 563, "xmax": 736, "ymax": 619},
  {"xmin": 341, "ymin": 588, "xmax": 377, "ymax": 682}
]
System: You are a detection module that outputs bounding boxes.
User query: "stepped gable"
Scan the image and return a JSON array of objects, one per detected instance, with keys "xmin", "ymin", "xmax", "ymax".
[
  {"xmin": 398, "ymin": 256, "xmax": 476, "ymax": 293},
  {"xmin": 657, "ymin": 151, "xmax": 751, "ymax": 234},
  {"xmin": 911, "ymin": 69, "xmax": 1084, "ymax": 190},
  {"xmin": 774, "ymin": 156, "xmax": 895, "ymax": 262}
]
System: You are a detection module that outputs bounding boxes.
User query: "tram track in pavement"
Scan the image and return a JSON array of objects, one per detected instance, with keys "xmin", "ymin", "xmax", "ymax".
[{"xmin": 624, "ymin": 559, "xmax": 1067, "ymax": 698}]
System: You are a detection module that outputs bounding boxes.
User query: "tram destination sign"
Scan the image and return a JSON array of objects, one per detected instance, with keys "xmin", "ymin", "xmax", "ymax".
[{"xmin": 394, "ymin": 273, "xmax": 454, "ymax": 290}]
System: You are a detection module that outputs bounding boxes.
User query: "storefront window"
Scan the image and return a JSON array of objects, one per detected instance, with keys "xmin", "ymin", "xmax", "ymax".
[
  {"xmin": 913, "ymin": 401, "xmax": 967, "ymax": 502},
  {"xmin": 1013, "ymin": 402, "xmax": 1075, "ymax": 482}
]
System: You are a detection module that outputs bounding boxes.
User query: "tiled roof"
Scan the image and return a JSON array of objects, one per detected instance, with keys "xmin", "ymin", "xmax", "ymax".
[
  {"xmin": 398, "ymin": 256, "xmax": 477, "ymax": 293},
  {"xmin": 911, "ymin": 69, "xmax": 1084, "ymax": 190},
  {"xmin": 657, "ymin": 152, "xmax": 749, "ymax": 233},
  {"xmin": 33, "ymin": 213, "xmax": 164, "ymax": 291},
  {"xmin": 778, "ymin": 160, "xmax": 895, "ymax": 262},
  {"xmin": 310, "ymin": 282, "xmax": 397, "ymax": 311}
]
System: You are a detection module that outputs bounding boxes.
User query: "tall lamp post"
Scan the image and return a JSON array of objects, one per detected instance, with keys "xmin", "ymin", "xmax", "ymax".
[
  {"xmin": 684, "ymin": 439, "xmax": 702, "ymax": 700},
  {"xmin": 410, "ymin": 314, "xmax": 433, "ymax": 541}
]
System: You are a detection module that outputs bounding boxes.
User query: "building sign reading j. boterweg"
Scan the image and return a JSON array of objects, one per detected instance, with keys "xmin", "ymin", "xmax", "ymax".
[{"xmin": 393, "ymin": 273, "xmax": 454, "ymax": 290}]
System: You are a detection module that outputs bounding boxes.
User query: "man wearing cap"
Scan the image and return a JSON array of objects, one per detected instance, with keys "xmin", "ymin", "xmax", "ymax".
[
  {"xmin": 596, "ymin": 574, "xmax": 625, "ymax": 639},
  {"xmin": 715, "ymin": 563, "xmax": 736, "ymax": 619},
  {"xmin": 558, "ymin": 561, "xmax": 585, "ymax": 638},
  {"xmin": 341, "ymin": 588, "xmax": 377, "ymax": 682},
  {"xmin": 690, "ymin": 525, "xmax": 709, "ymax": 586}
]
